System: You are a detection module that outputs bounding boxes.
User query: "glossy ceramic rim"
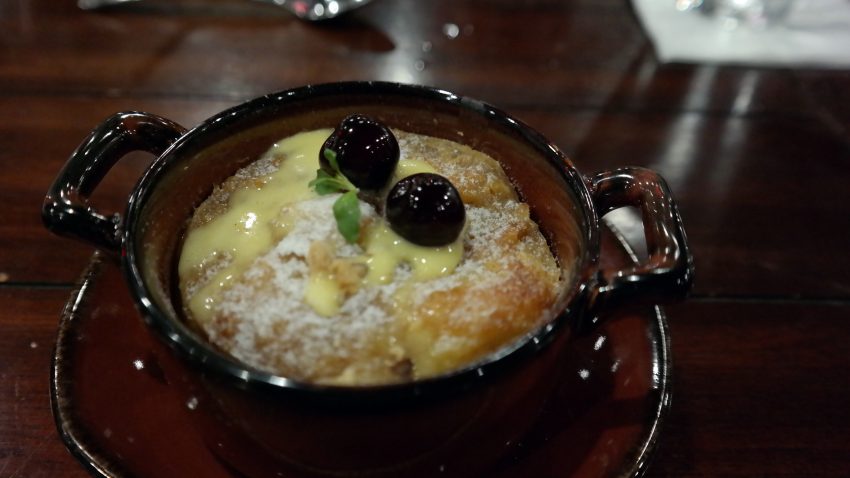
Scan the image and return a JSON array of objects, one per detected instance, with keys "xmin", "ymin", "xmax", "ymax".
[
  {"xmin": 121, "ymin": 81, "xmax": 601, "ymax": 399},
  {"xmin": 604, "ymin": 218, "xmax": 672, "ymax": 478},
  {"xmin": 51, "ymin": 220, "xmax": 671, "ymax": 478}
]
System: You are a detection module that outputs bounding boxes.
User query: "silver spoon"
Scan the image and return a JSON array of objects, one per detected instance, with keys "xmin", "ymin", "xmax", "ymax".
[{"xmin": 78, "ymin": 0, "xmax": 373, "ymax": 21}]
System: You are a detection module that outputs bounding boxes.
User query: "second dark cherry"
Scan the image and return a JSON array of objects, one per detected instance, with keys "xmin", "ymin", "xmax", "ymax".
[{"xmin": 386, "ymin": 173, "xmax": 465, "ymax": 247}]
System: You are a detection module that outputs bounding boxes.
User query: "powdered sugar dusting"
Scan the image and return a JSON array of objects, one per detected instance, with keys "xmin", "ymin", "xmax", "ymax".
[
  {"xmin": 211, "ymin": 195, "xmax": 402, "ymax": 382},
  {"xmin": 184, "ymin": 130, "xmax": 565, "ymax": 384}
]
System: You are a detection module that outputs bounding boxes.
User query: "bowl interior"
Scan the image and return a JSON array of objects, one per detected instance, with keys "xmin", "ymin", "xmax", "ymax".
[{"xmin": 127, "ymin": 83, "xmax": 594, "ymax": 391}]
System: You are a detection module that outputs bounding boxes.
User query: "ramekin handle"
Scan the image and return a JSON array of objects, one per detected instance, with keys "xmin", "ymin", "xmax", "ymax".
[
  {"xmin": 42, "ymin": 112, "xmax": 187, "ymax": 252},
  {"xmin": 589, "ymin": 167, "xmax": 694, "ymax": 314}
]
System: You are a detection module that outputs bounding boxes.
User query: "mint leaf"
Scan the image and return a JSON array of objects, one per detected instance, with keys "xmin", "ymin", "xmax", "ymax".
[
  {"xmin": 323, "ymin": 148, "xmax": 340, "ymax": 173},
  {"xmin": 310, "ymin": 145, "xmax": 360, "ymax": 242},
  {"xmin": 313, "ymin": 168, "xmax": 333, "ymax": 181},
  {"xmin": 333, "ymin": 190, "xmax": 361, "ymax": 243},
  {"xmin": 312, "ymin": 178, "xmax": 343, "ymax": 195},
  {"xmin": 309, "ymin": 170, "xmax": 350, "ymax": 195}
]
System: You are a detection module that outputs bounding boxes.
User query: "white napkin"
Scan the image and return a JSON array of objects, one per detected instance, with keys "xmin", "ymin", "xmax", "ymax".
[{"xmin": 632, "ymin": 0, "xmax": 850, "ymax": 69}]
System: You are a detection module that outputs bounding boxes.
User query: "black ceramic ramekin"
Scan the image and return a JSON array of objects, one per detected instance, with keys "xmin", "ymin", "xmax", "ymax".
[{"xmin": 43, "ymin": 82, "xmax": 692, "ymax": 477}]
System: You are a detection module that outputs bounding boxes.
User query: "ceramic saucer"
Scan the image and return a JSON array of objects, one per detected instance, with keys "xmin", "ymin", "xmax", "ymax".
[{"xmin": 51, "ymin": 223, "xmax": 670, "ymax": 478}]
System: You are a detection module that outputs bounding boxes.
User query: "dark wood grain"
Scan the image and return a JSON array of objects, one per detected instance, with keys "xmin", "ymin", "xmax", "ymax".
[
  {"xmin": 0, "ymin": 287, "xmax": 90, "ymax": 478},
  {"xmin": 0, "ymin": 95, "xmax": 235, "ymax": 284},
  {"xmin": 653, "ymin": 301, "xmax": 850, "ymax": 477},
  {"xmin": 2, "ymin": 0, "xmax": 849, "ymax": 476},
  {"xmin": 528, "ymin": 109, "xmax": 850, "ymax": 299},
  {"xmin": 3, "ymin": 0, "xmax": 848, "ymax": 117}
]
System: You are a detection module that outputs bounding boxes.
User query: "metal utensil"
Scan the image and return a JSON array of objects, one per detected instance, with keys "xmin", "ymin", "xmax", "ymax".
[{"xmin": 78, "ymin": 0, "xmax": 373, "ymax": 21}]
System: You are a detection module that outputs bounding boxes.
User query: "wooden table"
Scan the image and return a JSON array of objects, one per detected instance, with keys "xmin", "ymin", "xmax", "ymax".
[{"xmin": 2, "ymin": 0, "xmax": 849, "ymax": 476}]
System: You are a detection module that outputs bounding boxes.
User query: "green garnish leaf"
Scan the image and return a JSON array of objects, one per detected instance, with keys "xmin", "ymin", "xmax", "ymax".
[
  {"xmin": 310, "ymin": 143, "xmax": 360, "ymax": 242},
  {"xmin": 314, "ymin": 168, "xmax": 333, "ymax": 181},
  {"xmin": 323, "ymin": 148, "xmax": 340, "ymax": 173},
  {"xmin": 333, "ymin": 190, "xmax": 361, "ymax": 243},
  {"xmin": 308, "ymin": 169, "xmax": 350, "ymax": 195}
]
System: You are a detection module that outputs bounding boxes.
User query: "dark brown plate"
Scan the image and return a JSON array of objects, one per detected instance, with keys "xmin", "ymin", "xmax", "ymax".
[{"xmin": 51, "ymin": 222, "xmax": 670, "ymax": 478}]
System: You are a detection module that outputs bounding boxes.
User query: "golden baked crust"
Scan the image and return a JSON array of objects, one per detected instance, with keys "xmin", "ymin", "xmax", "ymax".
[{"xmin": 180, "ymin": 130, "xmax": 563, "ymax": 385}]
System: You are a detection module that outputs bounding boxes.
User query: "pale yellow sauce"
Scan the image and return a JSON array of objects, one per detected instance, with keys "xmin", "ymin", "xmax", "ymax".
[
  {"xmin": 391, "ymin": 157, "xmax": 435, "ymax": 182},
  {"xmin": 304, "ymin": 273, "xmax": 344, "ymax": 317},
  {"xmin": 180, "ymin": 129, "xmax": 465, "ymax": 321},
  {"xmin": 363, "ymin": 224, "xmax": 463, "ymax": 285}
]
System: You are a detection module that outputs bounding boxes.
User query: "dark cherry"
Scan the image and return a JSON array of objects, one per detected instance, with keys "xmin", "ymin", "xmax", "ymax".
[
  {"xmin": 386, "ymin": 173, "xmax": 465, "ymax": 246},
  {"xmin": 319, "ymin": 114, "xmax": 399, "ymax": 190}
]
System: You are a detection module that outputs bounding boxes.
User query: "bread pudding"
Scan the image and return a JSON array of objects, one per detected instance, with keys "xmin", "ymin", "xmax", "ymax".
[{"xmin": 178, "ymin": 116, "xmax": 564, "ymax": 385}]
